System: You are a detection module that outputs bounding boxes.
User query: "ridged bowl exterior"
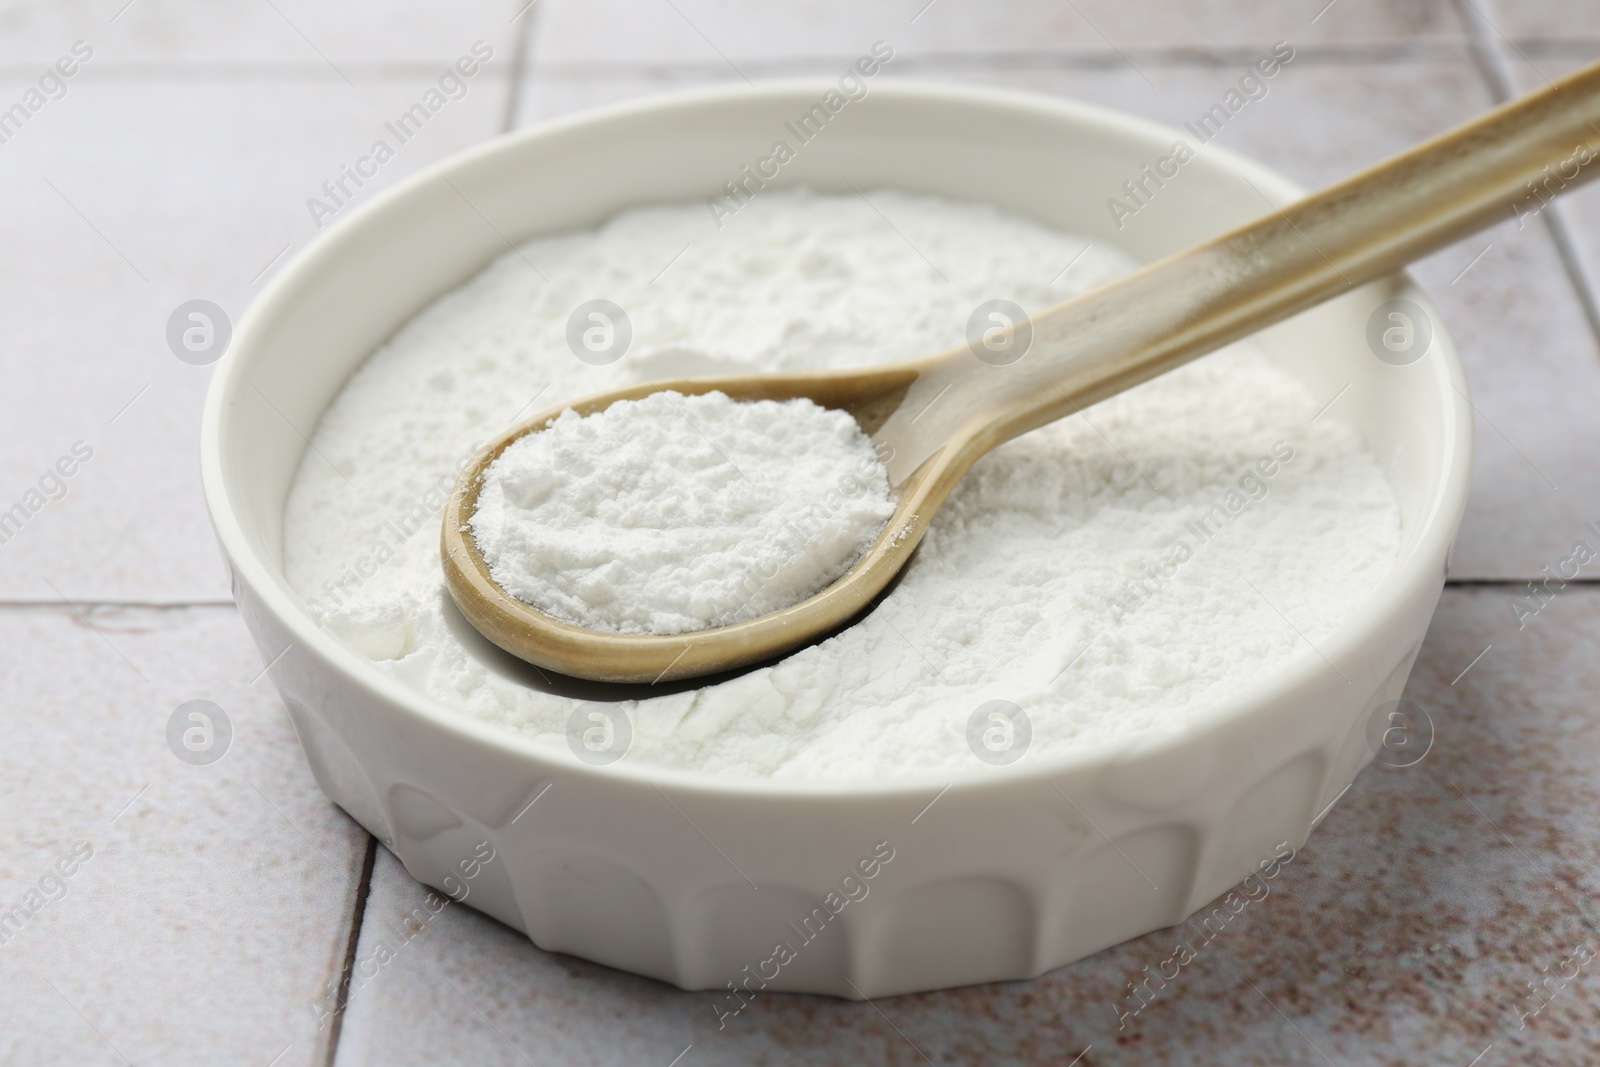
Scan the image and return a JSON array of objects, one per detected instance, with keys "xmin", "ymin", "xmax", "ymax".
[{"xmin": 203, "ymin": 81, "xmax": 1471, "ymax": 999}]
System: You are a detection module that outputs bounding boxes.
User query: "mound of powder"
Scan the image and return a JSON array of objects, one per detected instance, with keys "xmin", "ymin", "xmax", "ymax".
[
  {"xmin": 470, "ymin": 391, "xmax": 893, "ymax": 634},
  {"xmin": 283, "ymin": 188, "xmax": 1401, "ymax": 781}
]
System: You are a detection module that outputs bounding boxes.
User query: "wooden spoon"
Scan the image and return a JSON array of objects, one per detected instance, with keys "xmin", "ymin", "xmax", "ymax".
[{"xmin": 444, "ymin": 60, "xmax": 1600, "ymax": 684}]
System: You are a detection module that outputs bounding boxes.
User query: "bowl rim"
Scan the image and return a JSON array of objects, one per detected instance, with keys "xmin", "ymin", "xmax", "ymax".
[{"xmin": 201, "ymin": 76, "xmax": 1473, "ymax": 802}]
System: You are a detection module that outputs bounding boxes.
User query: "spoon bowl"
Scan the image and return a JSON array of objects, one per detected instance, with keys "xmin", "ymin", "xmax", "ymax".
[{"xmin": 442, "ymin": 363, "xmax": 939, "ymax": 684}]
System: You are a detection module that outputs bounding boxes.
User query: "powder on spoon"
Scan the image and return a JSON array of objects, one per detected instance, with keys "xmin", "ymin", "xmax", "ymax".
[{"xmin": 469, "ymin": 390, "xmax": 894, "ymax": 634}]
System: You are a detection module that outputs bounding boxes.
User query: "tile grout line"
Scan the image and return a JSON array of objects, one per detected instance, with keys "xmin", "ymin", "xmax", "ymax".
[
  {"xmin": 323, "ymin": 835, "xmax": 379, "ymax": 1067},
  {"xmin": 1541, "ymin": 205, "xmax": 1600, "ymax": 345},
  {"xmin": 0, "ymin": 599, "xmax": 236, "ymax": 610},
  {"xmin": 459, "ymin": 42, "xmax": 1504, "ymax": 78},
  {"xmin": 1444, "ymin": 577, "xmax": 1600, "ymax": 588},
  {"xmin": 10, "ymin": 38, "xmax": 1600, "ymax": 87},
  {"xmin": 1454, "ymin": 0, "xmax": 1600, "ymax": 346},
  {"xmin": 499, "ymin": 0, "xmax": 540, "ymax": 133},
  {"xmin": 0, "ymin": 62, "xmax": 530, "ymax": 78},
  {"xmin": 1453, "ymin": 0, "xmax": 1528, "ymax": 92}
]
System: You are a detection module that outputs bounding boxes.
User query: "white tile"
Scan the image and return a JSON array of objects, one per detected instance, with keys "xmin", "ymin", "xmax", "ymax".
[
  {"xmin": 0, "ymin": 606, "xmax": 369, "ymax": 1066},
  {"xmin": 529, "ymin": 0, "xmax": 1467, "ymax": 72},
  {"xmin": 0, "ymin": 61, "xmax": 514, "ymax": 602},
  {"xmin": 0, "ymin": 0, "xmax": 526, "ymax": 68},
  {"xmin": 328, "ymin": 849, "xmax": 705, "ymax": 1067},
  {"xmin": 326, "ymin": 586, "xmax": 1600, "ymax": 1064},
  {"xmin": 516, "ymin": 70, "xmax": 734, "ymax": 126},
  {"xmin": 1479, "ymin": 0, "xmax": 1600, "ymax": 41}
]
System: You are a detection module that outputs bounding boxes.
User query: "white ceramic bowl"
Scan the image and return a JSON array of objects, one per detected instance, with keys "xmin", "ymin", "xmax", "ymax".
[{"xmin": 201, "ymin": 81, "xmax": 1471, "ymax": 999}]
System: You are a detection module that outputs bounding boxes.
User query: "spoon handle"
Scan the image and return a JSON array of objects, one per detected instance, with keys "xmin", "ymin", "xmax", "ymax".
[{"xmin": 879, "ymin": 59, "xmax": 1600, "ymax": 484}]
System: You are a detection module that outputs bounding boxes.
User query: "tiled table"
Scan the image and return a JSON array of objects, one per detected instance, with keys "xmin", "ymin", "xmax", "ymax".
[{"xmin": 1, "ymin": 0, "xmax": 1596, "ymax": 1063}]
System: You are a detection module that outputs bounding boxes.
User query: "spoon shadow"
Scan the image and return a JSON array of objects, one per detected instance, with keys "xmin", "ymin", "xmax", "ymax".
[{"xmin": 447, "ymin": 539, "xmax": 923, "ymax": 703}]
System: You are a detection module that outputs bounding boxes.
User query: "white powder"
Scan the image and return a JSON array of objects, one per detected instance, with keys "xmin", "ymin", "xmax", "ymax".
[
  {"xmin": 470, "ymin": 391, "xmax": 894, "ymax": 634},
  {"xmin": 283, "ymin": 189, "xmax": 1401, "ymax": 781}
]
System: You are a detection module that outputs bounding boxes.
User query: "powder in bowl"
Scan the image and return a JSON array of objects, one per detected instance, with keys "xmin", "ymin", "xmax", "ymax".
[
  {"xmin": 469, "ymin": 390, "xmax": 894, "ymax": 634},
  {"xmin": 284, "ymin": 188, "xmax": 1401, "ymax": 780}
]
